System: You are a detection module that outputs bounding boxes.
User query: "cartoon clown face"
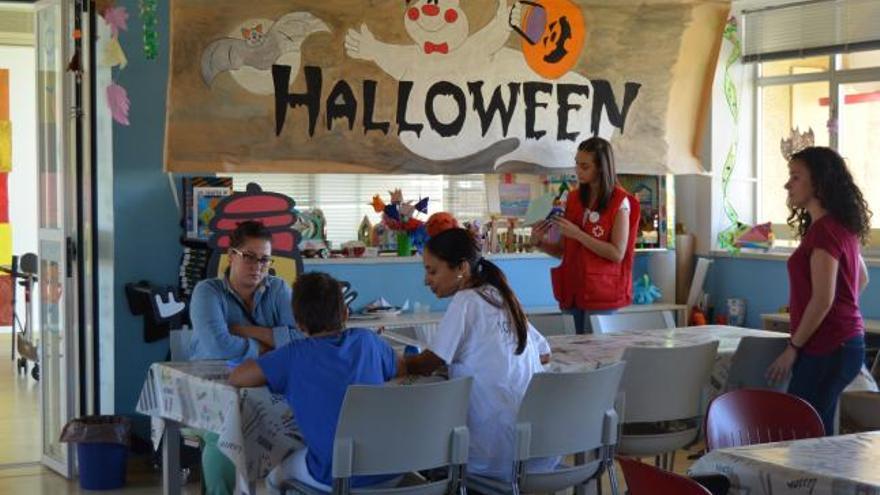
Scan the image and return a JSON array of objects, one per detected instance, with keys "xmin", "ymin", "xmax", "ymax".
[{"xmin": 404, "ymin": 0, "xmax": 470, "ymax": 54}]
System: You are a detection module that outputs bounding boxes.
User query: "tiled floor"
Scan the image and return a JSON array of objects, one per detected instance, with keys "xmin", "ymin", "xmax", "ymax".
[
  {"xmin": 0, "ymin": 333, "xmax": 41, "ymax": 466},
  {"xmin": 0, "ymin": 448, "xmax": 703, "ymax": 494}
]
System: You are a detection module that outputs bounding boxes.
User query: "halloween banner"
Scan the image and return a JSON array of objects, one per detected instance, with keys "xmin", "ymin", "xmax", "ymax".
[{"xmin": 164, "ymin": 0, "xmax": 729, "ymax": 175}]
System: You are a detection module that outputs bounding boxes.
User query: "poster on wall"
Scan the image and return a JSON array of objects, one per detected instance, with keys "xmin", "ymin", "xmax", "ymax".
[
  {"xmin": 164, "ymin": 0, "xmax": 729, "ymax": 175},
  {"xmin": 0, "ymin": 68, "xmax": 12, "ymax": 325}
]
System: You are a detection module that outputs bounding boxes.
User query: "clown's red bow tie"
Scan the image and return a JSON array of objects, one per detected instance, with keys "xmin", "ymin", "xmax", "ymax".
[{"xmin": 424, "ymin": 42, "xmax": 449, "ymax": 54}]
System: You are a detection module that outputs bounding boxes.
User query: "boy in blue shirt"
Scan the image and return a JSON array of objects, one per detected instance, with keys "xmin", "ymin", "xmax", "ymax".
[{"xmin": 229, "ymin": 272, "xmax": 405, "ymax": 492}]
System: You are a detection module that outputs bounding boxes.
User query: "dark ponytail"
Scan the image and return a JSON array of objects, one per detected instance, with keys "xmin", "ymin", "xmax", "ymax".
[{"xmin": 426, "ymin": 228, "xmax": 529, "ymax": 355}]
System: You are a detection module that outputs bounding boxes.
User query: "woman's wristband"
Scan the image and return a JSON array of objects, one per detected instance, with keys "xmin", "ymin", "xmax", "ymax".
[{"xmin": 788, "ymin": 339, "xmax": 803, "ymax": 352}]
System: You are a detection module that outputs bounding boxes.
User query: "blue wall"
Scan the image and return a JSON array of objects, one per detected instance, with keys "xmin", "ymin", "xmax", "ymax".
[
  {"xmin": 306, "ymin": 254, "xmax": 651, "ymax": 312},
  {"xmin": 112, "ymin": 0, "xmax": 180, "ymax": 415},
  {"xmin": 706, "ymin": 256, "xmax": 880, "ymax": 329}
]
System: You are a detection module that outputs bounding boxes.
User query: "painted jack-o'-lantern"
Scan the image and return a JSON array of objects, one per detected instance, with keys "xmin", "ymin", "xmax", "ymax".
[{"xmin": 518, "ymin": 0, "xmax": 585, "ymax": 80}]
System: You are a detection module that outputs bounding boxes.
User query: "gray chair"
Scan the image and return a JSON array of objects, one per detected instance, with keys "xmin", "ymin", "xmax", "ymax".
[
  {"xmin": 169, "ymin": 328, "xmax": 194, "ymax": 361},
  {"xmin": 590, "ymin": 311, "xmax": 675, "ymax": 334},
  {"xmin": 724, "ymin": 336, "xmax": 790, "ymax": 391},
  {"xmin": 526, "ymin": 313, "xmax": 576, "ymax": 336},
  {"xmin": 840, "ymin": 352, "xmax": 880, "ymax": 432},
  {"xmin": 283, "ymin": 377, "xmax": 472, "ymax": 495},
  {"xmin": 467, "ymin": 362, "xmax": 626, "ymax": 495},
  {"xmin": 616, "ymin": 341, "xmax": 718, "ymax": 471}
]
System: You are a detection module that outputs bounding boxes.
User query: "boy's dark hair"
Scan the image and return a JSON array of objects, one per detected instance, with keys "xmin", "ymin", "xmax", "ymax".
[
  {"xmin": 292, "ymin": 272, "xmax": 346, "ymax": 335},
  {"xmin": 230, "ymin": 220, "xmax": 272, "ymax": 249}
]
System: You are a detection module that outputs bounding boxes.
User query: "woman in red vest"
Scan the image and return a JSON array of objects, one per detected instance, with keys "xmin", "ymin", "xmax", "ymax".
[{"xmin": 531, "ymin": 137, "xmax": 640, "ymax": 334}]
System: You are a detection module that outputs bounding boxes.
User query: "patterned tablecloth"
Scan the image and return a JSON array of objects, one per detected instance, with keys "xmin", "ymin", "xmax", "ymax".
[
  {"xmin": 545, "ymin": 326, "xmax": 878, "ymax": 395},
  {"xmin": 688, "ymin": 432, "xmax": 880, "ymax": 494},
  {"xmin": 136, "ymin": 361, "xmax": 304, "ymax": 491}
]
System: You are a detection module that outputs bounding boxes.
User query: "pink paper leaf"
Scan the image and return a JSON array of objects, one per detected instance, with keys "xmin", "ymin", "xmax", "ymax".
[
  {"xmin": 103, "ymin": 6, "xmax": 129, "ymax": 37},
  {"xmin": 106, "ymin": 82, "xmax": 130, "ymax": 126}
]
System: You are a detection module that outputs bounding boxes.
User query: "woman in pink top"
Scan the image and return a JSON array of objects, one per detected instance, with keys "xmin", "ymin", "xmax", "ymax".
[{"xmin": 767, "ymin": 147, "xmax": 872, "ymax": 435}]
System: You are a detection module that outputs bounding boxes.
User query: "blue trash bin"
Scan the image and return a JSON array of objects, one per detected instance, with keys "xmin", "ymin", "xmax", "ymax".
[
  {"xmin": 77, "ymin": 442, "xmax": 128, "ymax": 490},
  {"xmin": 60, "ymin": 415, "xmax": 131, "ymax": 491}
]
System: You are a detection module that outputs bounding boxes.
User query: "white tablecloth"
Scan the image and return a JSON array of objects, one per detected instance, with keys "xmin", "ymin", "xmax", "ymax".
[{"xmin": 689, "ymin": 432, "xmax": 880, "ymax": 494}]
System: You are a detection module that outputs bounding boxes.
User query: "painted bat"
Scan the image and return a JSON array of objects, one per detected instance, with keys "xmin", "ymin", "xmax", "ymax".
[{"xmin": 200, "ymin": 12, "xmax": 330, "ymax": 85}]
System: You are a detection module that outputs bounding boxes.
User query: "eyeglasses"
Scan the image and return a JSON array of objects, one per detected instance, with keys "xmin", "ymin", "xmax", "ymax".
[{"xmin": 230, "ymin": 248, "xmax": 274, "ymax": 267}]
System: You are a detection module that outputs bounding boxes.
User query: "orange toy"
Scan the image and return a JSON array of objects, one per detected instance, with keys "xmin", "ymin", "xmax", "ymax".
[{"xmin": 426, "ymin": 212, "xmax": 458, "ymax": 237}]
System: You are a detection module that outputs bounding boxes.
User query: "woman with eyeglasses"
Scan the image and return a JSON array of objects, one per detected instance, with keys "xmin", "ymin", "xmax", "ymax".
[
  {"xmin": 189, "ymin": 220, "xmax": 302, "ymax": 495},
  {"xmin": 530, "ymin": 137, "xmax": 641, "ymax": 334},
  {"xmin": 190, "ymin": 220, "xmax": 301, "ymax": 361}
]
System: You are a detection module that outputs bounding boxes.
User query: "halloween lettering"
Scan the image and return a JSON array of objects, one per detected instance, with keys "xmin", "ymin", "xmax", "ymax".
[{"xmin": 273, "ymin": 65, "xmax": 641, "ymax": 142}]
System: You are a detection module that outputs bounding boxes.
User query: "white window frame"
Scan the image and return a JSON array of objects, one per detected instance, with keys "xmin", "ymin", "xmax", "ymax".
[{"xmin": 753, "ymin": 52, "xmax": 880, "ymax": 255}]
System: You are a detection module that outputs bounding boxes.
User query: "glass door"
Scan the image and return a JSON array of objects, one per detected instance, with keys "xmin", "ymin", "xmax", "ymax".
[{"xmin": 35, "ymin": 0, "xmax": 77, "ymax": 478}]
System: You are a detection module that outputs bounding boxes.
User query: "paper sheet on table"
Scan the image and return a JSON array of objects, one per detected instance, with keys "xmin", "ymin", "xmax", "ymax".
[{"xmin": 523, "ymin": 192, "xmax": 556, "ymax": 226}]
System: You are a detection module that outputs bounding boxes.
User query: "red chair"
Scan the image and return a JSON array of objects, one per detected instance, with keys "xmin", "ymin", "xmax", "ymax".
[
  {"xmin": 705, "ymin": 389, "xmax": 825, "ymax": 451},
  {"xmin": 616, "ymin": 456, "xmax": 711, "ymax": 495}
]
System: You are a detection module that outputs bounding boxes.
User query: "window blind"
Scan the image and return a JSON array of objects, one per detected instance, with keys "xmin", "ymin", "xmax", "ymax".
[
  {"xmin": 742, "ymin": 0, "xmax": 880, "ymax": 62},
  {"xmin": 228, "ymin": 173, "xmax": 488, "ymax": 245}
]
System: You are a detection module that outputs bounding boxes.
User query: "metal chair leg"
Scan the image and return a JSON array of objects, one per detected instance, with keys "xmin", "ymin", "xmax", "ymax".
[{"xmin": 607, "ymin": 460, "xmax": 621, "ymax": 495}]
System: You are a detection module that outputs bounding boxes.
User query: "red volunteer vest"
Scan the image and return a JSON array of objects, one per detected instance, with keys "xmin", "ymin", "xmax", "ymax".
[{"xmin": 550, "ymin": 185, "xmax": 640, "ymax": 310}]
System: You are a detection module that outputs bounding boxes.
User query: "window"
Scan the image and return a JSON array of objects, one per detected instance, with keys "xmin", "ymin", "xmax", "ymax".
[
  {"xmin": 227, "ymin": 173, "xmax": 487, "ymax": 246},
  {"xmin": 756, "ymin": 49, "xmax": 880, "ymax": 249}
]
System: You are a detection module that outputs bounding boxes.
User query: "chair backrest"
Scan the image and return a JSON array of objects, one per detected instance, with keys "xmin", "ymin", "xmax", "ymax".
[
  {"xmin": 517, "ymin": 362, "xmax": 625, "ymax": 459},
  {"xmin": 590, "ymin": 310, "xmax": 675, "ymax": 334},
  {"xmin": 704, "ymin": 389, "xmax": 825, "ymax": 451},
  {"xmin": 619, "ymin": 341, "xmax": 718, "ymax": 423},
  {"xmin": 725, "ymin": 337, "xmax": 790, "ymax": 391},
  {"xmin": 527, "ymin": 313, "xmax": 576, "ymax": 336},
  {"xmin": 616, "ymin": 456, "xmax": 711, "ymax": 495},
  {"xmin": 332, "ymin": 377, "xmax": 472, "ymax": 479},
  {"xmin": 169, "ymin": 329, "xmax": 194, "ymax": 361}
]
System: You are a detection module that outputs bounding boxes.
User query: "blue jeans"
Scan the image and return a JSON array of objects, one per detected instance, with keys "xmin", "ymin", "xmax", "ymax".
[
  {"xmin": 568, "ymin": 309, "xmax": 615, "ymax": 335},
  {"xmin": 787, "ymin": 334, "xmax": 865, "ymax": 436}
]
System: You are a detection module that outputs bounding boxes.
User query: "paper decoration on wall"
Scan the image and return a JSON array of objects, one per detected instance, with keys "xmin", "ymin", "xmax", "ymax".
[
  {"xmin": 96, "ymin": 0, "xmax": 116, "ymax": 17},
  {"xmin": 716, "ymin": 17, "xmax": 744, "ymax": 253},
  {"xmin": 140, "ymin": 0, "xmax": 159, "ymax": 60},
  {"xmin": 206, "ymin": 183, "xmax": 304, "ymax": 286},
  {"xmin": 164, "ymin": 0, "xmax": 730, "ymax": 175},
  {"xmin": 0, "ymin": 223, "xmax": 11, "ymax": 266},
  {"xmin": 102, "ymin": 37, "xmax": 128, "ymax": 69},
  {"xmin": 100, "ymin": 6, "xmax": 132, "ymax": 125},
  {"xmin": 780, "ymin": 127, "xmax": 815, "ymax": 161},
  {"xmin": 104, "ymin": 6, "xmax": 129, "ymax": 36},
  {"xmin": 106, "ymin": 82, "xmax": 131, "ymax": 125},
  {"xmin": 0, "ymin": 120, "xmax": 11, "ymax": 173},
  {"xmin": 499, "ymin": 183, "xmax": 531, "ymax": 217},
  {"xmin": 0, "ymin": 174, "xmax": 8, "ymax": 224},
  {"xmin": 734, "ymin": 222, "xmax": 774, "ymax": 251}
]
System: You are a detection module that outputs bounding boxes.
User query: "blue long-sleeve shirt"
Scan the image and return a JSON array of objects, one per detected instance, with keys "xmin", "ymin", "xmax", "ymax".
[{"xmin": 188, "ymin": 275, "xmax": 302, "ymax": 360}]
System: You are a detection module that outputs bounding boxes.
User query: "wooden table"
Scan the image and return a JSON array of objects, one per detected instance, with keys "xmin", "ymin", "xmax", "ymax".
[{"xmin": 689, "ymin": 432, "xmax": 880, "ymax": 494}]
